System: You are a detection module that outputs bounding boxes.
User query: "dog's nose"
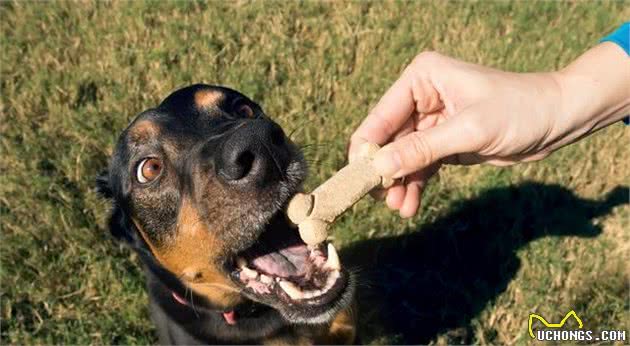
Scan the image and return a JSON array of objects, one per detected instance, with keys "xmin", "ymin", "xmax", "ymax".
[{"xmin": 216, "ymin": 119, "xmax": 290, "ymax": 185}]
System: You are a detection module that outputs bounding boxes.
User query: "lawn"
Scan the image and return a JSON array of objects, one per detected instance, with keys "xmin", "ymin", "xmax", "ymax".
[{"xmin": 1, "ymin": 1, "xmax": 628, "ymax": 344}]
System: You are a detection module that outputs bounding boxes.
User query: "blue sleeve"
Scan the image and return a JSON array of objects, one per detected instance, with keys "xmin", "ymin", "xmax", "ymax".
[
  {"xmin": 600, "ymin": 22, "xmax": 630, "ymax": 56},
  {"xmin": 600, "ymin": 22, "xmax": 629, "ymax": 124}
]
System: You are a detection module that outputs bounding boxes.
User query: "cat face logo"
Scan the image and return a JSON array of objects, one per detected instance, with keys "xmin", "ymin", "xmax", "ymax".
[{"xmin": 528, "ymin": 310, "xmax": 583, "ymax": 338}]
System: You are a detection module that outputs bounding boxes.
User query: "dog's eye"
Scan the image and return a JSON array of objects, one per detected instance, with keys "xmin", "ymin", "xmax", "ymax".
[
  {"xmin": 236, "ymin": 104, "xmax": 254, "ymax": 118},
  {"xmin": 137, "ymin": 158, "xmax": 163, "ymax": 184}
]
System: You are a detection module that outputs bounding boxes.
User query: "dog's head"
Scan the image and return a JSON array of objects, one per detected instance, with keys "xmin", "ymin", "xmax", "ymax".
[{"xmin": 97, "ymin": 84, "xmax": 352, "ymax": 324}]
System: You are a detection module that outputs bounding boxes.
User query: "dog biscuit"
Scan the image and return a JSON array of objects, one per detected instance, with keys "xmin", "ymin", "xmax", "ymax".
[{"xmin": 287, "ymin": 143, "xmax": 394, "ymax": 245}]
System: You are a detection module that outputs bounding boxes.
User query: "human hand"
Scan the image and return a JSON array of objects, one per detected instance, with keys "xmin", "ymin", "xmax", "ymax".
[{"xmin": 349, "ymin": 46, "xmax": 630, "ymax": 217}]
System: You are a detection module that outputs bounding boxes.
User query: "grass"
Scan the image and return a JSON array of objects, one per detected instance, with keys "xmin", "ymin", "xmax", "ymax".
[{"xmin": 1, "ymin": 1, "xmax": 628, "ymax": 344}]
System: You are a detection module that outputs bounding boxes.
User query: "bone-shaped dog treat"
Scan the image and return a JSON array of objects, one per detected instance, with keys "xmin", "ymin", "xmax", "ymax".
[{"xmin": 287, "ymin": 143, "xmax": 394, "ymax": 245}]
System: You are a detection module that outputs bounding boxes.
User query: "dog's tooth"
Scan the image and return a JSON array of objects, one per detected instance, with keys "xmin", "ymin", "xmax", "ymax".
[
  {"xmin": 303, "ymin": 289, "xmax": 322, "ymax": 299},
  {"xmin": 278, "ymin": 280, "xmax": 304, "ymax": 300},
  {"xmin": 312, "ymin": 289, "xmax": 324, "ymax": 298},
  {"xmin": 259, "ymin": 274, "xmax": 273, "ymax": 284},
  {"xmin": 236, "ymin": 257, "xmax": 247, "ymax": 268},
  {"xmin": 324, "ymin": 243, "xmax": 341, "ymax": 270},
  {"xmin": 324, "ymin": 270, "xmax": 340, "ymax": 290},
  {"xmin": 304, "ymin": 289, "xmax": 326, "ymax": 299},
  {"xmin": 241, "ymin": 266, "xmax": 258, "ymax": 279}
]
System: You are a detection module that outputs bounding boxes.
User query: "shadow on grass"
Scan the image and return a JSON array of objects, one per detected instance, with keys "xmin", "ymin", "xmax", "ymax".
[{"xmin": 341, "ymin": 182, "xmax": 628, "ymax": 344}]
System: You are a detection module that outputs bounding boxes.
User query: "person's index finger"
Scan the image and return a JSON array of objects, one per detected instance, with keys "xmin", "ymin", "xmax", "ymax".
[{"xmin": 352, "ymin": 73, "xmax": 416, "ymax": 146}]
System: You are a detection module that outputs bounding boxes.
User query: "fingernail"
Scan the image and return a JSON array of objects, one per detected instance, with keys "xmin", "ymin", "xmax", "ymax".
[{"xmin": 373, "ymin": 149, "xmax": 401, "ymax": 178}]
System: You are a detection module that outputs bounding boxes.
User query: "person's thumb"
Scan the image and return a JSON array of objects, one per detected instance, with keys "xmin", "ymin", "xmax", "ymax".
[{"xmin": 372, "ymin": 112, "xmax": 484, "ymax": 179}]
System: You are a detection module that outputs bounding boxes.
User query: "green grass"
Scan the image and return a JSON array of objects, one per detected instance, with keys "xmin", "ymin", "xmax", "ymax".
[{"xmin": 1, "ymin": 1, "xmax": 628, "ymax": 344}]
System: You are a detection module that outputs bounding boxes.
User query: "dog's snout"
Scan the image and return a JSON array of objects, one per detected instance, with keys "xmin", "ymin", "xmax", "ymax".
[{"xmin": 216, "ymin": 120, "xmax": 290, "ymax": 184}]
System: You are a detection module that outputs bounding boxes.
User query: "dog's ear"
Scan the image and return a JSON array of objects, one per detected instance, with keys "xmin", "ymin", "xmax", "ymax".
[
  {"xmin": 108, "ymin": 205, "xmax": 136, "ymax": 243},
  {"xmin": 96, "ymin": 168, "xmax": 135, "ymax": 244},
  {"xmin": 96, "ymin": 169, "xmax": 113, "ymax": 199}
]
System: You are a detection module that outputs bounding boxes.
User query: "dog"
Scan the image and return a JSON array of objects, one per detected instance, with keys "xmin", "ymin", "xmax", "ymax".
[{"xmin": 96, "ymin": 84, "xmax": 356, "ymax": 344}]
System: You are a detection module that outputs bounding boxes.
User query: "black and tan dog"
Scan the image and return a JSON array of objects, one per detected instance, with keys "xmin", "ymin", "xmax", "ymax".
[{"xmin": 96, "ymin": 84, "xmax": 355, "ymax": 344}]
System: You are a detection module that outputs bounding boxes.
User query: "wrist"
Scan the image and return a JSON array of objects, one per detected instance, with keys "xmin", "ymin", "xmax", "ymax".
[
  {"xmin": 518, "ymin": 71, "xmax": 566, "ymax": 158},
  {"xmin": 553, "ymin": 43, "xmax": 630, "ymax": 145}
]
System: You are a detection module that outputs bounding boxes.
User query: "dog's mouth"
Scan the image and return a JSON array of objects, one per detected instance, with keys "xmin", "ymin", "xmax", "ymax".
[{"xmin": 227, "ymin": 213, "xmax": 350, "ymax": 323}]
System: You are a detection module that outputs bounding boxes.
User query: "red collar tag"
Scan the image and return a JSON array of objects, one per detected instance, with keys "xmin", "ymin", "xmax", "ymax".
[
  {"xmin": 222, "ymin": 310, "xmax": 237, "ymax": 325},
  {"xmin": 172, "ymin": 291, "xmax": 189, "ymax": 306}
]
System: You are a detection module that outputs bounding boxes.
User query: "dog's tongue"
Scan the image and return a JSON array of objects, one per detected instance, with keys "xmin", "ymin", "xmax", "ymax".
[
  {"xmin": 246, "ymin": 219, "xmax": 311, "ymax": 278},
  {"xmin": 250, "ymin": 244, "xmax": 309, "ymax": 278}
]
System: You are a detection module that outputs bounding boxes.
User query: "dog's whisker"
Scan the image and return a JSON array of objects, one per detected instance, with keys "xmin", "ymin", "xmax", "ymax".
[
  {"xmin": 301, "ymin": 158, "xmax": 325, "ymax": 164},
  {"xmin": 175, "ymin": 273, "xmax": 242, "ymax": 300},
  {"xmin": 297, "ymin": 146, "xmax": 333, "ymax": 154},
  {"xmin": 299, "ymin": 149, "xmax": 324, "ymax": 157},
  {"xmin": 298, "ymin": 142, "xmax": 332, "ymax": 149},
  {"xmin": 287, "ymin": 119, "xmax": 312, "ymax": 140},
  {"xmin": 186, "ymin": 286, "xmax": 200, "ymax": 318}
]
